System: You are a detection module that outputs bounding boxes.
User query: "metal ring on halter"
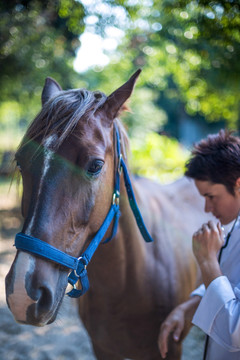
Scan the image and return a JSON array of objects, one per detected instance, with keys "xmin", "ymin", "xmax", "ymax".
[{"xmin": 74, "ymin": 257, "xmax": 87, "ymax": 277}]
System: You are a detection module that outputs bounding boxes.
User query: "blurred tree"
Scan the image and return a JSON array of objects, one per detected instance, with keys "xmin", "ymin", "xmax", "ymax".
[
  {"xmin": 76, "ymin": 0, "xmax": 240, "ymax": 180},
  {"xmin": 0, "ymin": 0, "xmax": 86, "ymax": 134},
  {"xmin": 0, "ymin": 0, "xmax": 85, "ymax": 99},
  {"xmin": 81, "ymin": 0, "xmax": 240, "ymax": 129},
  {"xmin": 0, "ymin": 0, "xmax": 139, "ymax": 128},
  {"xmin": 0, "ymin": 0, "xmax": 128, "ymax": 147},
  {"xmin": 2, "ymin": 0, "xmax": 239, "ymax": 130}
]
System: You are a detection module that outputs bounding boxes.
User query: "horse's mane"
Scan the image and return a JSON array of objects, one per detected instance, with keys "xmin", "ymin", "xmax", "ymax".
[{"xmin": 16, "ymin": 88, "xmax": 129, "ymax": 161}]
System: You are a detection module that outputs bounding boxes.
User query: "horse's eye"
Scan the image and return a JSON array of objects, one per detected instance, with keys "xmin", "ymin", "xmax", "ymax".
[
  {"xmin": 87, "ymin": 160, "xmax": 104, "ymax": 177},
  {"xmin": 16, "ymin": 162, "xmax": 22, "ymax": 173}
]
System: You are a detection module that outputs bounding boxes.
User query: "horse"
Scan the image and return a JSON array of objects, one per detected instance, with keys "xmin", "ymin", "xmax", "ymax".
[{"xmin": 5, "ymin": 70, "xmax": 208, "ymax": 360}]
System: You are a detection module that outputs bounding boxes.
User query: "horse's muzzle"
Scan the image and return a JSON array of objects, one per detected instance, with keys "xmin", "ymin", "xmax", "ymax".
[{"xmin": 5, "ymin": 251, "xmax": 68, "ymax": 326}]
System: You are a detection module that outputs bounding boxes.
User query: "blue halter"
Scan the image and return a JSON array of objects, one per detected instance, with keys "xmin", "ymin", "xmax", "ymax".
[{"xmin": 14, "ymin": 124, "xmax": 154, "ymax": 298}]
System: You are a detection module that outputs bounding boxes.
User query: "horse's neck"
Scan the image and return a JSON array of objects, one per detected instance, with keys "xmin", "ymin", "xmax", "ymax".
[{"xmin": 88, "ymin": 175, "xmax": 147, "ymax": 296}]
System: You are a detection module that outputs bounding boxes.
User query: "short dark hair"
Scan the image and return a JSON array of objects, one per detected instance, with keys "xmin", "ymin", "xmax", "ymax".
[{"xmin": 185, "ymin": 129, "xmax": 240, "ymax": 195}]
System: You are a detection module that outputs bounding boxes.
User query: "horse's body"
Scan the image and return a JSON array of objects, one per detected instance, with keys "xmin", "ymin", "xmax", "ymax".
[
  {"xmin": 6, "ymin": 71, "xmax": 209, "ymax": 359},
  {"xmin": 79, "ymin": 175, "xmax": 207, "ymax": 360}
]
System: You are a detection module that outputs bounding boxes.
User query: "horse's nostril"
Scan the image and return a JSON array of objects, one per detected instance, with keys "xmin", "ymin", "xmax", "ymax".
[
  {"xmin": 26, "ymin": 284, "xmax": 56, "ymax": 325},
  {"xmin": 37, "ymin": 285, "xmax": 54, "ymax": 313}
]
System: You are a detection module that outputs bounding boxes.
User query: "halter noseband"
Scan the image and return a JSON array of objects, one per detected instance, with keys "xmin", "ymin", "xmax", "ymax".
[{"xmin": 14, "ymin": 124, "xmax": 154, "ymax": 298}]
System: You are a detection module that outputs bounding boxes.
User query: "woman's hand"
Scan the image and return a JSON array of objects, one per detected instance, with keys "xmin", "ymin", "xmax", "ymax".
[
  {"xmin": 192, "ymin": 221, "xmax": 224, "ymax": 287},
  {"xmin": 158, "ymin": 305, "xmax": 185, "ymax": 358},
  {"xmin": 192, "ymin": 221, "xmax": 224, "ymax": 265},
  {"xmin": 158, "ymin": 296, "xmax": 201, "ymax": 358}
]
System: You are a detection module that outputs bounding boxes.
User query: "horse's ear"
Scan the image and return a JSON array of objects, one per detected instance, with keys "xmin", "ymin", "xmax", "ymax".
[
  {"xmin": 100, "ymin": 69, "xmax": 142, "ymax": 123},
  {"xmin": 41, "ymin": 77, "xmax": 62, "ymax": 106}
]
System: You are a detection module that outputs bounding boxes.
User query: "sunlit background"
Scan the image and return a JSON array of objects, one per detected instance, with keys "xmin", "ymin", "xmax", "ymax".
[{"xmin": 1, "ymin": 0, "xmax": 240, "ymax": 182}]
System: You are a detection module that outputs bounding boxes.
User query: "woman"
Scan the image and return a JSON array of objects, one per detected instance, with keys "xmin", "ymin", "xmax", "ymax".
[{"xmin": 158, "ymin": 130, "xmax": 240, "ymax": 360}]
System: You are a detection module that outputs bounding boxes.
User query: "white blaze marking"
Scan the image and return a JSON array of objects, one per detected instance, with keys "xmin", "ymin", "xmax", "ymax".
[
  {"xmin": 8, "ymin": 252, "xmax": 36, "ymax": 322},
  {"xmin": 8, "ymin": 136, "xmax": 57, "ymax": 323},
  {"xmin": 25, "ymin": 135, "xmax": 56, "ymax": 236}
]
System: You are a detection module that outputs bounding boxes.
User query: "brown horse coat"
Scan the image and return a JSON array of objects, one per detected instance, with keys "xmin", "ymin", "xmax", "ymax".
[{"xmin": 5, "ymin": 71, "xmax": 210, "ymax": 359}]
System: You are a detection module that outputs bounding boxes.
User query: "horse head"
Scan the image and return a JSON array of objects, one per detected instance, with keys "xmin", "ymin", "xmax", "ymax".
[{"xmin": 6, "ymin": 70, "xmax": 141, "ymax": 326}]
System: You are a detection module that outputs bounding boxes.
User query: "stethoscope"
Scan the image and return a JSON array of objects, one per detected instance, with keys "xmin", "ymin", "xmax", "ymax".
[
  {"xmin": 203, "ymin": 214, "xmax": 240, "ymax": 360},
  {"xmin": 218, "ymin": 217, "xmax": 239, "ymax": 262}
]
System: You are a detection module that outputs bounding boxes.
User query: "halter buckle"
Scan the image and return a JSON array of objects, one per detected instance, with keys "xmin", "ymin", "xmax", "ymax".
[{"xmin": 112, "ymin": 190, "xmax": 120, "ymax": 205}]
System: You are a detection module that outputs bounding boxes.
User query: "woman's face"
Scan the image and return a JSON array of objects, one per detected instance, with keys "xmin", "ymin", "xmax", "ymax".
[{"xmin": 194, "ymin": 179, "xmax": 240, "ymax": 225}]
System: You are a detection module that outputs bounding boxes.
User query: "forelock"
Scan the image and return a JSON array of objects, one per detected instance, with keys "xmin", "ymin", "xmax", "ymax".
[{"xmin": 19, "ymin": 88, "xmax": 107, "ymax": 151}]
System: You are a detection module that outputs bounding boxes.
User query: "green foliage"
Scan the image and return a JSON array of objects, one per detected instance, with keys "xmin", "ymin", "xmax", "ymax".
[
  {"xmin": 2, "ymin": 0, "xmax": 239, "ymax": 131},
  {"xmin": 130, "ymin": 132, "xmax": 189, "ymax": 183},
  {"xmin": 0, "ymin": 102, "xmax": 24, "ymax": 151},
  {"xmin": 80, "ymin": 0, "xmax": 240, "ymax": 129},
  {"xmin": 0, "ymin": 0, "xmax": 84, "ymax": 101},
  {"xmin": 119, "ymin": 0, "xmax": 240, "ymax": 127},
  {"xmin": 0, "ymin": 0, "xmax": 87, "ymax": 145}
]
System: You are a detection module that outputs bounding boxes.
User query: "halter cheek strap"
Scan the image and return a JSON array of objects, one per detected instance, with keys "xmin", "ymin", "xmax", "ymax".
[
  {"xmin": 14, "ymin": 124, "xmax": 153, "ymax": 298},
  {"xmin": 15, "ymin": 201, "xmax": 119, "ymax": 298}
]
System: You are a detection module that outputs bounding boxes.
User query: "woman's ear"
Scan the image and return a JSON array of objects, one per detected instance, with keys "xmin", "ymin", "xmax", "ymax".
[{"xmin": 235, "ymin": 178, "xmax": 240, "ymax": 192}]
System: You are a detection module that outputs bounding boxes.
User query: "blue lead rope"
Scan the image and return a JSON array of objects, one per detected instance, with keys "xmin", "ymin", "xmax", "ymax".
[
  {"xmin": 121, "ymin": 159, "xmax": 153, "ymax": 243},
  {"xmin": 14, "ymin": 124, "xmax": 153, "ymax": 298}
]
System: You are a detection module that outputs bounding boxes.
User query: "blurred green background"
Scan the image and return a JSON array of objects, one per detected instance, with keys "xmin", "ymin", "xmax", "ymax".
[{"xmin": 1, "ymin": 0, "xmax": 240, "ymax": 186}]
